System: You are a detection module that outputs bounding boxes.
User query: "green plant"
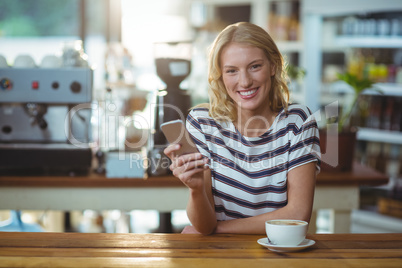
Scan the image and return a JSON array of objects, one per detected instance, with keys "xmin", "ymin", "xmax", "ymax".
[
  {"xmin": 336, "ymin": 72, "xmax": 380, "ymax": 132},
  {"xmin": 286, "ymin": 64, "xmax": 306, "ymax": 81}
]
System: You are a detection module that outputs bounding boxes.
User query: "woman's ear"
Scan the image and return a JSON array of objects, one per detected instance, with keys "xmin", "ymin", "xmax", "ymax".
[{"xmin": 270, "ymin": 64, "xmax": 276, "ymax": 76}]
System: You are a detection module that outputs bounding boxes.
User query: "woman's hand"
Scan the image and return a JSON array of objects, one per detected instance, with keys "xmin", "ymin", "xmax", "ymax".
[
  {"xmin": 165, "ymin": 145, "xmax": 216, "ymax": 235},
  {"xmin": 164, "ymin": 144, "xmax": 208, "ymax": 190}
]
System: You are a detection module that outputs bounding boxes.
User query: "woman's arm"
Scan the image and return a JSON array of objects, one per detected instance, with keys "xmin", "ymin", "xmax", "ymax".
[
  {"xmin": 214, "ymin": 162, "xmax": 317, "ymax": 234},
  {"xmin": 185, "ymin": 168, "xmax": 217, "ymax": 235},
  {"xmin": 164, "ymin": 144, "xmax": 217, "ymax": 235}
]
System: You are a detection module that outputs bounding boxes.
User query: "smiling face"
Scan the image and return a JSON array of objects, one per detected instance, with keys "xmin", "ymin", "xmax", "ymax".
[{"xmin": 220, "ymin": 42, "xmax": 275, "ymax": 117}]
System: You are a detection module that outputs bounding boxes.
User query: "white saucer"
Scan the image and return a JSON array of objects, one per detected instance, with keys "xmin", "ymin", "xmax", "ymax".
[{"xmin": 257, "ymin": 238, "xmax": 315, "ymax": 252}]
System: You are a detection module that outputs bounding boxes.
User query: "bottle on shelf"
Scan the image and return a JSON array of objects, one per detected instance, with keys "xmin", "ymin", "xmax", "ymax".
[
  {"xmin": 349, "ymin": 91, "xmax": 402, "ymax": 134},
  {"xmin": 346, "ymin": 48, "xmax": 400, "ymax": 83}
]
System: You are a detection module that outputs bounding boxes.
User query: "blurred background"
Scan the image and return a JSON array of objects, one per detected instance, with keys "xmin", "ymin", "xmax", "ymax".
[{"xmin": 0, "ymin": 0, "xmax": 402, "ymax": 234}]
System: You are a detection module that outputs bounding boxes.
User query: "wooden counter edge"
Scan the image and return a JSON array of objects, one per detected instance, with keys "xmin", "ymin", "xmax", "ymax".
[{"xmin": 0, "ymin": 162, "xmax": 388, "ymax": 188}]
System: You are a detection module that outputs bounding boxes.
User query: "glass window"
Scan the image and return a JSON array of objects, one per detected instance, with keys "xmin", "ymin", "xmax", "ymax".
[
  {"xmin": 0, "ymin": 0, "xmax": 81, "ymax": 37},
  {"xmin": 0, "ymin": 0, "xmax": 107, "ymax": 90},
  {"xmin": 0, "ymin": 0, "xmax": 82, "ymax": 65}
]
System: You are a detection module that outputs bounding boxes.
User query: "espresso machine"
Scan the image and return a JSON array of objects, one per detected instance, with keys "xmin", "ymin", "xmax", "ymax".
[
  {"xmin": 148, "ymin": 41, "xmax": 193, "ymax": 176},
  {"xmin": 0, "ymin": 66, "xmax": 93, "ymax": 175}
]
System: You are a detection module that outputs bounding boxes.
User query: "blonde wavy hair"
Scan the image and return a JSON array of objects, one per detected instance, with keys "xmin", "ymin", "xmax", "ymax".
[{"xmin": 197, "ymin": 22, "xmax": 289, "ymax": 122}]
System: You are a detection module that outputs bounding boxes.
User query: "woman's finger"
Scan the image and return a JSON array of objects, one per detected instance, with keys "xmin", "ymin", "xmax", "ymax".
[
  {"xmin": 181, "ymin": 158, "xmax": 208, "ymax": 172},
  {"xmin": 173, "ymin": 166, "xmax": 204, "ymax": 179},
  {"xmin": 170, "ymin": 154, "xmax": 206, "ymax": 171},
  {"xmin": 176, "ymin": 167, "xmax": 206, "ymax": 187},
  {"xmin": 163, "ymin": 144, "xmax": 180, "ymax": 159},
  {"xmin": 174, "ymin": 152, "xmax": 204, "ymax": 166}
]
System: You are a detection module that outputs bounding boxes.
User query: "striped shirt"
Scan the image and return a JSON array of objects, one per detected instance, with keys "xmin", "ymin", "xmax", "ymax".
[{"xmin": 186, "ymin": 104, "xmax": 321, "ymax": 221}]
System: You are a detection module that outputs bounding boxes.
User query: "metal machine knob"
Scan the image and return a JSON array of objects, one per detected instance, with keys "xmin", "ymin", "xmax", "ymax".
[{"xmin": 70, "ymin": 81, "xmax": 81, "ymax": 93}]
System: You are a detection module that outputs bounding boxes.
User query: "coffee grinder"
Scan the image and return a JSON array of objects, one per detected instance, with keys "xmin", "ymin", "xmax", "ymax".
[{"xmin": 148, "ymin": 41, "xmax": 192, "ymax": 176}]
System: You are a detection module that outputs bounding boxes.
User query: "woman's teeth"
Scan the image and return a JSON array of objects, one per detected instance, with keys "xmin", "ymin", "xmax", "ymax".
[{"xmin": 239, "ymin": 89, "xmax": 257, "ymax": 96}]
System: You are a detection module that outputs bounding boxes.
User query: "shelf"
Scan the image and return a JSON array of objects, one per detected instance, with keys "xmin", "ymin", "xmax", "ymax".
[
  {"xmin": 198, "ymin": 0, "xmax": 252, "ymax": 5},
  {"xmin": 276, "ymin": 41, "xmax": 303, "ymax": 53},
  {"xmin": 323, "ymin": 81, "xmax": 402, "ymax": 97},
  {"xmin": 335, "ymin": 36, "xmax": 402, "ymax": 48},
  {"xmin": 357, "ymin": 128, "xmax": 402, "ymax": 145},
  {"xmin": 304, "ymin": 0, "xmax": 402, "ymax": 17},
  {"xmin": 373, "ymin": 83, "xmax": 402, "ymax": 97}
]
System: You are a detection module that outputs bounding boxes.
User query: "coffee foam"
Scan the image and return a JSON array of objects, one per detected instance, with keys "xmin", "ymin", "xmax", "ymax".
[{"xmin": 268, "ymin": 220, "xmax": 306, "ymax": 226}]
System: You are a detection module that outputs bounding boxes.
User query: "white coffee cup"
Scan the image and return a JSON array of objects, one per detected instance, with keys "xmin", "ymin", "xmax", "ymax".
[
  {"xmin": 266, "ymin": 219, "xmax": 308, "ymax": 246},
  {"xmin": 0, "ymin": 55, "xmax": 8, "ymax": 68},
  {"xmin": 40, "ymin": 55, "xmax": 62, "ymax": 68},
  {"xmin": 13, "ymin": 54, "xmax": 36, "ymax": 68}
]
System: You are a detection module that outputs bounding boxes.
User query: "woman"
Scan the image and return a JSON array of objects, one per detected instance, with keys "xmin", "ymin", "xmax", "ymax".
[{"xmin": 164, "ymin": 22, "xmax": 321, "ymax": 235}]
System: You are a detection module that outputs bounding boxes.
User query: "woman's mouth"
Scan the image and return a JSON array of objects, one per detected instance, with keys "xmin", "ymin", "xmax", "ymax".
[{"xmin": 238, "ymin": 88, "xmax": 259, "ymax": 99}]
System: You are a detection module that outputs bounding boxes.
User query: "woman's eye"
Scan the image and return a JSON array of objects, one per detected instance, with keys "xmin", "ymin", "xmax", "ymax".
[
  {"xmin": 251, "ymin": 64, "xmax": 262, "ymax": 70},
  {"xmin": 225, "ymin": 69, "xmax": 236, "ymax": 74}
]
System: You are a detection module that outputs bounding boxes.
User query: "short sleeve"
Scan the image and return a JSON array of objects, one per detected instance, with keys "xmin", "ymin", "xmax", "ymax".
[
  {"xmin": 288, "ymin": 108, "xmax": 321, "ymax": 173},
  {"xmin": 186, "ymin": 109, "xmax": 211, "ymax": 159}
]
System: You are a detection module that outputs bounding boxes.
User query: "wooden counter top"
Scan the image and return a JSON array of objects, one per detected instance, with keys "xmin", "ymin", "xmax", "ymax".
[
  {"xmin": 0, "ymin": 162, "xmax": 388, "ymax": 188},
  {"xmin": 0, "ymin": 232, "xmax": 401, "ymax": 267}
]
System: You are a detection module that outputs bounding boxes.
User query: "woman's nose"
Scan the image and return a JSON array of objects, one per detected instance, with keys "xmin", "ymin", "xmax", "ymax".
[{"xmin": 239, "ymin": 71, "xmax": 252, "ymax": 88}]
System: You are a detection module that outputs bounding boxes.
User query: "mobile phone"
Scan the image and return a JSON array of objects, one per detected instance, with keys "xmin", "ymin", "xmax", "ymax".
[{"xmin": 160, "ymin": 119, "xmax": 199, "ymax": 156}]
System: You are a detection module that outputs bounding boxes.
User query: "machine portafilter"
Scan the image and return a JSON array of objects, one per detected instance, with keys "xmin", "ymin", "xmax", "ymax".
[{"xmin": 24, "ymin": 103, "xmax": 48, "ymax": 130}]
